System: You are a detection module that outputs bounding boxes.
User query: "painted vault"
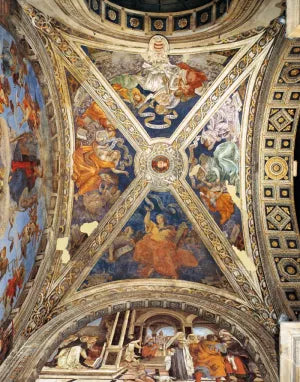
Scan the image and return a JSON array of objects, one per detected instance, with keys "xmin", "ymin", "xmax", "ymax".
[{"xmin": 0, "ymin": 1, "xmax": 299, "ymax": 381}]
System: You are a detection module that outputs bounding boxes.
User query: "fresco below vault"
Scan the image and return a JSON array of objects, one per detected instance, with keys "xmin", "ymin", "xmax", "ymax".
[
  {"xmin": 43, "ymin": 309, "xmax": 264, "ymax": 382},
  {"xmin": 80, "ymin": 192, "xmax": 232, "ymax": 291},
  {"xmin": 83, "ymin": 37, "xmax": 237, "ymax": 138},
  {"xmin": 0, "ymin": 26, "xmax": 49, "ymax": 326},
  {"xmin": 67, "ymin": 74, "xmax": 135, "ymax": 257}
]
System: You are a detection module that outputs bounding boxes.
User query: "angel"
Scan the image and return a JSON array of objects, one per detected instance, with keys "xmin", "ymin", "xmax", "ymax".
[
  {"xmin": 18, "ymin": 206, "xmax": 40, "ymax": 258},
  {"xmin": 3, "ymin": 264, "xmax": 25, "ymax": 308},
  {"xmin": 0, "ymin": 76, "xmax": 10, "ymax": 114},
  {"xmin": 0, "ymin": 247, "xmax": 8, "ymax": 279},
  {"xmin": 76, "ymin": 101, "xmax": 115, "ymax": 132},
  {"xmin": 17, "ymin": 83, "xmax": 41, "ymax": 131}
]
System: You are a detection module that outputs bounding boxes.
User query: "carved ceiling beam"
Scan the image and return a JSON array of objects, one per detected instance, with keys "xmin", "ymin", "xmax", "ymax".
[
  {"xmin": 23, "ymin": 176, "xmax": 149, "ymax": 336},
  {"xmin": 22, "ymin": 4, "xmax": 149, "ymax": 149},
  {"xmin": 54, "ymin": 36, "xmax": 150, "ymax": 149},
  {"xmin": 63, "ymin": 178, "xmax": 252, "ymax": 302},
  {"xmin": 252, "ymin": 34, "xmax": 300, "ymax": 320},
  {"xmin": 23, "ymin": 0, "xmax": 272, "ymax": 45},
  {"xmin": 172, "ymin": 180, "xmax": 277, "ymax": 330}
]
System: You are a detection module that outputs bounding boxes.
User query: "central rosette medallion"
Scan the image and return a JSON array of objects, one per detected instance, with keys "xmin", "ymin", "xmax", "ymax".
[{"xmin": 135, "ymin": 143, "xmax": 184, "ymax": 190}]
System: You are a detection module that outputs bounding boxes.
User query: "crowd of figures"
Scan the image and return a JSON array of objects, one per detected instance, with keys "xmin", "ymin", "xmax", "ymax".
[
  {"xmin": 47, "ymin": 322, "xmax": 261, "ymax": 382},
  {"xmin": 132, "ymin": 331, "xmax": 259, "ymax": 382},
  {"xmin": 0, "ymin": 25, "xmax": 46, "ymax": 335}
]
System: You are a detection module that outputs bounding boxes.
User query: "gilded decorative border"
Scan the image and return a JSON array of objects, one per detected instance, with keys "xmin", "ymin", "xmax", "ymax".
[{"xmin": 251, "ymin": 38, "xmax": 300, "ymax": 319}]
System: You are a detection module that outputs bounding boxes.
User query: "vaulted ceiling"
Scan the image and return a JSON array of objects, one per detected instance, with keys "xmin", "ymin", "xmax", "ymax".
[{"xmin": 0, "ymin": 0, "xmax": 299, "ymax": 381}]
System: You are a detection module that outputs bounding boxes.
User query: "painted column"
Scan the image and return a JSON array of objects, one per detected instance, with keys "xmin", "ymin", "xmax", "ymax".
[{"xmin": 280, "ymin": 322, "xmax": 300, "ymax": 381}]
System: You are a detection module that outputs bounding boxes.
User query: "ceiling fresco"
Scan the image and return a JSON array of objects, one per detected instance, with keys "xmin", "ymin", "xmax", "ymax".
[
  {"xmin": 0, "ymin": 1, "xmax": 299, "ymax": 381},
  {"xmin": 0, "ymin": 25, "xmax": 51, "ymax": 331},
  {"xmin": 67, "ymin": 73, "xmax": 136, "ymax": 257},
  {"xmin": 80, "ymin": 191, "xmax": 233, "ymax": 291},
  {"xmin": 83, "ymin": 43, "xmax": 237, "ymax": 138},
  {"xmin": 186, "ymin": 83, "xmax": 246, "ymax": 253}
]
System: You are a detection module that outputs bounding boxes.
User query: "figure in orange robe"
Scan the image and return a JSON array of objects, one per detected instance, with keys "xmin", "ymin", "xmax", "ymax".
[
  {"xmin": 199, "ymin": 186, "xmax": 234, "ymax": 225},
  {"xmin": 76, "ymin": 101, "xmax": 114, "ymax": 131},
  {"xmin": 189, "ymin": 335, "xmax": 226, "ymax": 382},
  {"xmin": 142, "ymin": 338, "xmax": 158, "ymax": 360},
  {"xmin": 133, "ymin": 209, "xmax": 198, "ymax": 278},
  {"xmin": 72, "ymin": 142, "xmax": 116, "ymax": 198}
]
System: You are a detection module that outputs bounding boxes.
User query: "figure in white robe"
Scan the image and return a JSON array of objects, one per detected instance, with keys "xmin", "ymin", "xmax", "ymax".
[
  {"xmin": 166, "ymin": 332, "xmax": 194, "ymax": 380},
  {"xmin": 55, "ymin": 336, "xmax": 87, "ymax": 369}
]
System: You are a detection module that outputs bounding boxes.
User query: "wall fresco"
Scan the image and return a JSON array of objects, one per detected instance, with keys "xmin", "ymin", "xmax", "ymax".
[
  {"xmin": 42, "ymin": 309, "xmax": 264, "ymax": 382},
  {"xmin": 0, "ymin": 26, "xmax": 49, "ymax": 327},
  {"xmin": 80, "ymin": 192, "xmax": 231, "ymax": 290},
  {"xmin": 83, "ymin": 39, "xmax": 237, "ymax": 138}
]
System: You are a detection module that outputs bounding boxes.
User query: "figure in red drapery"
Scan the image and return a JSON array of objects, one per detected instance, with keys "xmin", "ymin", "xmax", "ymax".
[
  {"xmin": 176, "ymin": 62, "xmax": 207, "ymax": 98},
  {"xmin": 133, "ymin": 209, "xmax": 198, "ymax": 278}
]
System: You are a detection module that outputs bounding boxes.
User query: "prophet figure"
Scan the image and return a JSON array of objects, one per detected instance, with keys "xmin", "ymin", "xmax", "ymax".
[
  {"xmin": 72, "ymin": 141, "xmax": 128, "ymax": 199},
  {"xmin": 76, "ymin": 101, "xmax": 114, "ymax": 131},
  {"xmin": 133, "ymin": 208, "xmax": 198, "ymax": 278},
  {"xmin": 110, "ymin": 35, "xmax": 207, "ymax": 129},
  {"xmin": 189, "ymin": 334, "xmax": 227, "ymax": 382},
  {"xmin": 199, "ymin": 186, "xmax": 234, "ymax": 225},
  {"xmin": 189, "ymin": 141, "xmax": 240, "ymax": 225}
]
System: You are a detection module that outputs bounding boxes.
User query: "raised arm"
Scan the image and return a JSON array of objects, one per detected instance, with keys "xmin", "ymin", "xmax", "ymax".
[{"xmin": 144, "ymin": 208, "xmax": 154, "ymax": 233}]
